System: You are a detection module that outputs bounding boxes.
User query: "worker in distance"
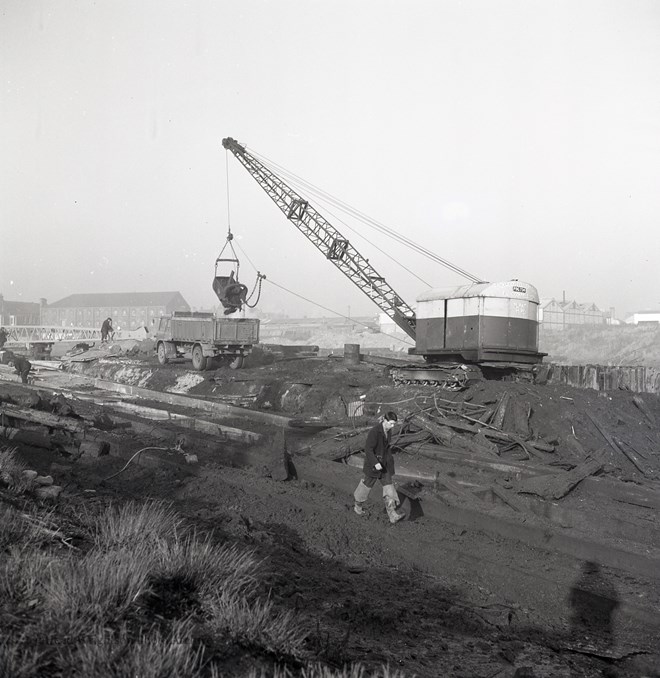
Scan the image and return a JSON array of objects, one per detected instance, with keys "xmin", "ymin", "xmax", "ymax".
[
  {"xmin": 2, "ymin": 350, "xmax": 32, "ymax": 384},
  {"xmin": 353, "ymin": 411, "xmax": 405, "ymax": 524},
  {"xmin": 100, "ymin": 317, "xmax": 114, "ymax": 343}
]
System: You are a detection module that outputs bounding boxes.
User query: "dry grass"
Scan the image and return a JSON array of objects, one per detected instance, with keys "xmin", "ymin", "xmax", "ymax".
[
  {"xmin": 153, "ymin": 534, "xmax": 259, "ymax": 597},
  {"xmin": 0, "ymin": 497, "xmax": 410, "ymax": 677},
  {"xmin": 0, "ymin": 505, "xmax": 41, "ymax": 551},
  {"xmin": 71, "ymin": 620, "xmax": 205, "ymax": 678},
  {"xmin": 240, "ymin": 664, "xmax": 408, "ymax": 678},
  {"xmin": 39, "ymin": 549, "xmax": 154, "ymax": 631},
  {"xmin": 0, "ymin": 446, "xmax": 35, "ymax": 494},
  {"xmin": 206, "ymin": 590, "xmax": 309, "ymax": 656},
  {"xmin": 0, "ymin": 450, "xmax": 414, "ymax": 674},
  {"xmin": 0, "ymin": 638, "xmax": 43, "ymax": 678},
  {"xmin": 90, "ymin": 499, "xmax": 185, "ymax": 550}
]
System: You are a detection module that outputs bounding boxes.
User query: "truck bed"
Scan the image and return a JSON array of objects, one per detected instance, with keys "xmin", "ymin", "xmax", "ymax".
[{"xmin": 167, "ymin": 316, "xmax": 259, "ymax": 344}]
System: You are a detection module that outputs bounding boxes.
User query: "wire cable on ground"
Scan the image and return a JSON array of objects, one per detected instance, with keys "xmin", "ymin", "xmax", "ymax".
[{"xmin": 102, "ymin": 447, "xmax": 169, "ymax": 481}]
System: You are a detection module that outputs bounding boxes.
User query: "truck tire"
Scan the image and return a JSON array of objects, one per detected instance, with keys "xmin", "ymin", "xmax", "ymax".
[
  {"xmin": 191, "ymin": 345, "xmax": 207, "ymax": 371},
  {"xmin": 157, "ymin": 342, "xmax": 168, "ymax": 365},
  {"xmin": 229, "ymin": 355, "xmax": 244, "ymax": 370}
]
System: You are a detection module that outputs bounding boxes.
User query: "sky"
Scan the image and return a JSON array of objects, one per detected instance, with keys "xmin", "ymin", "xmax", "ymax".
[{"xmin": 1, "ymin": 0, "xmax": 659, "ymax": 321}]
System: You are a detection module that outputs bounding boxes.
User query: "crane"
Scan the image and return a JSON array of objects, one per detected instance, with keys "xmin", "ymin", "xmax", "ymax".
[
  {"xmin": 221, "ymin": 137, "xmax": 543, "ymax": 368},
  {"xmin": 221, "ymin": 137, "xmax": 416, "ymax": 339}
]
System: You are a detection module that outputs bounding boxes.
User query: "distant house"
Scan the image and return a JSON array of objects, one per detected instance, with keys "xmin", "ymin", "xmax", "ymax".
[
  {"xmin": 624, "ymin": 311, "xmax": 660, "ymax": 325},
  {"xmin": 0, "ymin": 294, "xmax": 44, "ymax": 326},
  {"xmin": 539, "ymin": 299, "xmax": 564, "ymax": 330},
  {"xmin": 539, "ymin": 297, "xmax": 605, "ymax": 330},
  {"xmin": 42, "ymin": 292, "xmax": 190, "ymax": 330}
]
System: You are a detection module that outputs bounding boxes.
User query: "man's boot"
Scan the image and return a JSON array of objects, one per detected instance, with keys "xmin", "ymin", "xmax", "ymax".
[
  {"xmin": 353, "ymin": 479, "xmax": 371, "ymax": 516},
  {"xmin": 384, "ymin": 496, "xmax": 404, "ymax": 524}
]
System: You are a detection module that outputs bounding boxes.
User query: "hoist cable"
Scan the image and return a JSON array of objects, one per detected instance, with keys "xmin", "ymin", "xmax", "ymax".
[
  {"xmin": 260, "ymin": 154, "xmax": 481, "ymax": 282},
  {"xmin": 245, "ymin": 151, "xmax": 429, "ymax": 286},
  {"xmin": 250, "ymin": 149, "xmax": 482, "ymax": 283},
  {"xmin": 225, "ymin": 151, "xmax": 232, "ymax": 238},
  {"xmin": 234, "ymin": 241, "xmax": 265, "ymax": 307}
]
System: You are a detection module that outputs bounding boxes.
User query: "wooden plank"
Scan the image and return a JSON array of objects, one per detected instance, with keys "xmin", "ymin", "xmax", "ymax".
[
  {"xmin": 565, "ymin": 435, "xmax": 588, "ymax": 459},
  {"xmin": 0, "ymin": 404, "xmax": 87, "ymax": 434},
  {"xmin": 409, "ymin": 443, "xmax": 555, "ymax": 476},
  {"xmin": 410, "ymin": 413, "xmax": 456, "ymax": 447},
  {"xmin": 433, "ymin": 471, "xmax": 486, "ymax": 505},
  {"xmin": 489, "ymin": 485, "xmax": 529, "ymax": 513},
  {"xmin": 491, "ymin": 392, "xmax": 510, "ymax": 429},
  {"xmin": 511, "ymin": 399, "xmax": 531, "ymax": 438},
  {"xmin": 586, "ymin": 412, "xmax": 649, "ymax": 476},
  {"xmin": 102, "ymin": 401, "xmax": 262, "ymax": 443},
  {"xmin": 309, "ymin": 430, "xmax": 370, "ymax": 460},
  {"xmin": 515, "ymin": 456, "xmax": 604, "ymax": 500},
  {"xmin": 612, "ymin": 436, "xmax": 651, "ymax": 475},
  {"xmin": 633, "ymin": 396, "xmax": 656, "ymax": 426},
  {"xmin": 94, "ymin": 379, "xmax": 293, "ymax": 427},
  {"xmin": 425, "ymin": 416, "xmax": 554, "ymax": 453}
]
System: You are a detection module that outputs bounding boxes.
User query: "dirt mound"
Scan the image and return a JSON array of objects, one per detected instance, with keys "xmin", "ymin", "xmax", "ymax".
[{"xmin": 541, "ymin": 325, "xmax": 660, "ymax": 367}]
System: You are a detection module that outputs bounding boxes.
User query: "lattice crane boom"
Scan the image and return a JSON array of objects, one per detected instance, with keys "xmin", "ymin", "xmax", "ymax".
[{"xmin": 222, "ymin": 137, "xmax": 417, "ymax": 339}]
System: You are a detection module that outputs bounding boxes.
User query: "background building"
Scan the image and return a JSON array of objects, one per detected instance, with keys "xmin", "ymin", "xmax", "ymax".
[
  {"xmin": 0, "ymin": 294, "xmax": 44, "ymax": 325},
  {"xmin": 42, "ymin": 292, "xmax": 190, "ymax": 330},
  {"xmin": 624, "ymin": 310, "xmax": 660, "ymax": 325},
  {"xmin": 539, "ymin": 297, "xmax": 606, "ymax": 330}
]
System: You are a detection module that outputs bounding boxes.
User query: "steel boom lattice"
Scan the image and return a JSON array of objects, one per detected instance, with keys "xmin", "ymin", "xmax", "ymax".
[{"xmin": 222, "ymin": 137, "xmax": 416, "ymax": 339}]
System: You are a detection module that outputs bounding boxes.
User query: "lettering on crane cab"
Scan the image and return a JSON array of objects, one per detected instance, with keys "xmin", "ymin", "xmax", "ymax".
[{"xmin": 513, "ymin": 285, "xmax": 527, "ymax": 293}]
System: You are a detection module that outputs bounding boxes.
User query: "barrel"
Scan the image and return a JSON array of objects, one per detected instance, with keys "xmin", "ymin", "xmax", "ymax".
[{"xmin": 343, "ymin": 343, "xmax": 360, "ymax": 365}]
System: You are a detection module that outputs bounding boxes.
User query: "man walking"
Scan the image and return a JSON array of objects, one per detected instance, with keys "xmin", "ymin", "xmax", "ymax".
[
  {"xmin": 0, "ymin": 327, "xmax": 8, "ymax": 349},
  {"xmin": 353, "ymin": 411, "xmax": 404, "ymax": 524}
]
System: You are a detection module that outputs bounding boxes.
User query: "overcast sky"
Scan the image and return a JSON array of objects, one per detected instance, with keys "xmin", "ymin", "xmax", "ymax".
[{"xmin": 1, "ymin": 0, "xmax": 659, "ymax": 320}]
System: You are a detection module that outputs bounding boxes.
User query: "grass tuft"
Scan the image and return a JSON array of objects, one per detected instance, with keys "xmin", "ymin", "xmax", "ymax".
[
  {"xmin": 0, "ymin": 638, "xmax": 43, "ymax": 678},
  {"xmin": 206, "ymin": 590, "xmax": 309, "ymax": 656},
  {"xmin": 91, "ymin": 499, "xmax": 185, "ymax": 551},
  {"xmin": 0, "ymin": 446, "xmax": 35, "ymax": 494},
  {"xmin": 39, "ymin": 548, "xmax": 154, "ymax": 635},
  {"xmin": 239, "ymin": 664, "xmax": 408, "ymax": 678},
  {"xmin": 153, "ymin": 533, "xmax": 259, "ymax": 598},
  {"xmin": 300, "ymin": 665, "xmax": 408, "ymax": 678},
  {"xmin": 0, "ymin": 505, "xmax": 39, "ymax": 551},
  {"xmin": 71, "ymin": 620, "xmax": 204, "ymax": 678}
]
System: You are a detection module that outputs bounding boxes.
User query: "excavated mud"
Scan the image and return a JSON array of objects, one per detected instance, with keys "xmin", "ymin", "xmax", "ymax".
[{"xmin": 3, "ymin": 349, "xmax": 660, "ymax": 677}]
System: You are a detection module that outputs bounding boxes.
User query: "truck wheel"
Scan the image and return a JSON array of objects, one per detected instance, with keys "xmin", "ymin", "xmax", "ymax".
[
  {"xmin": 229, "ymin": 355, "xmax": 244, "ymax": 370},
  {"xmin": 157, "ymin": 342, "xmax": 168, "ymax": 365},
  {"xmin": 192, "ymin": 345, "xmax": 207, "ymax": 371}
]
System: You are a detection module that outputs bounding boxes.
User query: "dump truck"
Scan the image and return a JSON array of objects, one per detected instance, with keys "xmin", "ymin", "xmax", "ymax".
[{"xmin": 154, "ymin": 311, "xmax": 259, "ymax": 370}]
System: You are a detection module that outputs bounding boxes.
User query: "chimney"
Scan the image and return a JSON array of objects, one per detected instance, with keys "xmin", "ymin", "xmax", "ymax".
[{"xmin": 562, "ymin": 290, "xmax": 566, "ymax": 303}]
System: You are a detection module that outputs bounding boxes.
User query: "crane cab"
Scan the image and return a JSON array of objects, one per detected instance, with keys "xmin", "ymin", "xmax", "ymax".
[{"xmin": 412, "ymin": 280, "xmax": 544, "ymax": 364}]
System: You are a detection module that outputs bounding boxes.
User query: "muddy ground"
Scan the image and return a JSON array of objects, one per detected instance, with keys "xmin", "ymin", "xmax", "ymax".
[{"xmin": 3, "ymin": 347, "xmax": 660, "ymax": 677}]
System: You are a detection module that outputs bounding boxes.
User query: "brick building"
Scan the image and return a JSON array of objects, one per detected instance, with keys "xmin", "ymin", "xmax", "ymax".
[
  {"xmin": 0, "ymin": 294, "xmax": 44, "ymax": 326},
  {"xmin": 42, "ymin": 292, "xmax": 190, "ymax": 330}
]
